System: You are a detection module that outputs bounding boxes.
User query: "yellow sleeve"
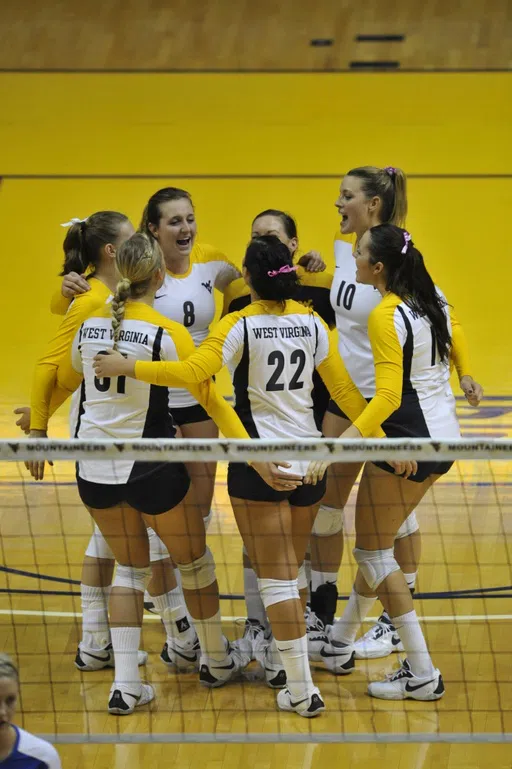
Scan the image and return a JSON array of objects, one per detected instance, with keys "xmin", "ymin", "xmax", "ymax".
[
  {"xmin": 353, "ymin": 301, "xmax": 403, "ymax": 438},
  {"xmin": 449, "ymin": 307, "xmax": 471, "ymax": 379},
  {"xmin": 30, "ymin": 294, "xmax": 103, "ymax": 431},
  {"xmin": 315, "ymin": 319, "xmax": 385, "ymax": 438},
  {"xmin": 50, "ymin": 288, "xmax": 72, "ymax": 316},
  {"xmin": 139, "ymin": 319, "xmax": 249, "ymax": 440},
  {"xmin": 135, "ymin": 314, "xmax": 237, "ymax": 387}
]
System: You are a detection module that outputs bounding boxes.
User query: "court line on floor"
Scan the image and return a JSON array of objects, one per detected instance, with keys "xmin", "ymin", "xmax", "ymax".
[
  {"xmin": 36, "ymin": 732, "xmax": 512, "ymax": 745},
  {"xmin": 2, "ymin": 609, "xmax": 511, "ymax": 622}
]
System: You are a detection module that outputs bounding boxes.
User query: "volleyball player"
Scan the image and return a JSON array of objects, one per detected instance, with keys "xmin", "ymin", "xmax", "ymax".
[
  {"xmin": 0, "ymin": 654, "xmax": 61, "ymax": 767},
  {"xmin": 24, "ymin": 213, "xmax": 197, "ymax": 675},
  {"xmin": 222, "ymin": 209, "xmax": 334, "ymax": 648},
  {"xmin": 309, "ymin": 166, "xmax": 483, "ymax": 660},
  {"xmin": 32, "ymin": 232, "xmax": 297, "ymax": 713},
  {"xmin": 92, "ymin": 235, "xmax": 396, "ymax": 717},
  {"xmin": 305, "ymin": 224, "xmax": 470, "ymax": 699}
]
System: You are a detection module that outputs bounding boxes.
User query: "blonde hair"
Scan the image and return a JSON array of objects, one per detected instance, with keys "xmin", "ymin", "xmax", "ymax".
[
  {"xmin": 111, "ymin": 233, "xmax": 163, "ymax": 349},
  {"xmin": 0, "ymin": 654, "xmax": 19, "ymax": 683},
  {"xmin": 346, "ymin": 165, "xmax": 408, "ymax": 227}
]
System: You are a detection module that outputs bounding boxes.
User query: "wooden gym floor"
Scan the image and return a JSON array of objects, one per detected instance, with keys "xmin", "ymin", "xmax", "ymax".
[{"xmin": 0, "ymin": 398, "xmax": 510, "ymax": 767}]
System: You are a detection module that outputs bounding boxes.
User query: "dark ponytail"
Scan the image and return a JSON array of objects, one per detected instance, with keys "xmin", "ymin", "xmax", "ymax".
[
  {"xmin": 244, "ymin": 235, "xmax": 299, "ymax": 308},
  {"xmin": 367, "ymin": 224, "xmax": 451, "ymax": 363},
  {"xmin": 60, "ymin": 211, "xmax": 129, "ymax": 276}
]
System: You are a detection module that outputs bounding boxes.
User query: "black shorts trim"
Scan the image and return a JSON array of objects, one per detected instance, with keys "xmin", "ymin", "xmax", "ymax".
[
  {"xmin": 77, "ymin": 462, "xmax": 190, "ymax": 515},
  {"xmin": 227, "ymin": 462, "xmax": 327, "ymax": 506},
  {"xmin": 170, "ymin": 403, "xmax": 211, "ymax": 426},
  {"xmin": 326, "ymin": 397, "xmax": 371, "ymax": 421}
]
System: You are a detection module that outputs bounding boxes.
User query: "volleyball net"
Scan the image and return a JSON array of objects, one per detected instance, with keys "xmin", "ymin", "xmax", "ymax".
[{"xmin": 0, "ymin": 438, "xmax": 510, "ymax": 744}]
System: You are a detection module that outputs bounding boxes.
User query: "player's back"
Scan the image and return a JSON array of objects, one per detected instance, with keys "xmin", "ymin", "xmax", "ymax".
[
  {"xmin": 71, "ymin": 303, "xmax": 177, "ymax": 483},
  {"xmin": 229, "ymin": 300, "xmax": 327, "ymax": 440}
]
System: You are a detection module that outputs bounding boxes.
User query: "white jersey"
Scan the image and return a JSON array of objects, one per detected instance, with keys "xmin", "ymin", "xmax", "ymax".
[
  {"xmin": 6, "ymin": 726, "xmax": 61, "ymax": 768},
  {"xmin": 154, "ymin": 242, "xmax": 240, "ymax": 408},
  {"xmin": 71, "ymin": 305, "xmax": 179, "ymax": 484},
  {"xmin": 331, "ymin": 235, "xmax": 380, "ymax": 397}
]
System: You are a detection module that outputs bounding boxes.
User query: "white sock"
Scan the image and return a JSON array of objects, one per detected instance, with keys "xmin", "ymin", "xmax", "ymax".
[
  {"xmin": 244, "ymin": 564, "xmax": 267, "ymax": 626},
  {"xmin": 331, "ymin": 589, "xmax": 377, "ymax": 644},
  {"xmin": 310, "ymin": 570, "xmax": 338, "ymax": 593},
  {"xmin": 111, "ymin": 626, "xmax": 141, "ymax": 690},
  {"xmin": 193, "ymin": 609, "xmax": 226, "ymax": 662},
  {"xmin": 80, "ymin": 584, "xmax": 110, "ymax": 650},
  {"xmin": 274, "ymin": 635, "xmax": 315, "ymax": 700},
  {"xmin": 404, "ymin": 572, "xmax": 417, "ymax": 591},
  {"xmin": 149, "ymin": 587, "xmax": 196, "ymax": 647},
  {"xmin": 391, "ymin": 609, "xmax": 434, "ymax": 678}
]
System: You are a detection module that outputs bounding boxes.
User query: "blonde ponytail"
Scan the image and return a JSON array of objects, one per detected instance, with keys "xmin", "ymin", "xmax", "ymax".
[
  {"xmin": 111, "ymin": 278, "xmax": 131, "ymax": 350},
  {"xmin": 110, "ymin": 233, "xmax": 163, "ymax": 348},
  {"xmin": 389, "ymin": 167, "xmax": 408, "ymax": 227}
]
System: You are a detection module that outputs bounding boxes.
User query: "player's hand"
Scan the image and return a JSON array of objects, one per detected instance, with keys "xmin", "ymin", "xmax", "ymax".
[
  {"xmin": 25, "ymin": 430, "xmax": 53, "ymax": 481},
  {"xmin": 14, "ymin": 407, "xmax": 31, "ymax": 435},
  {"xmin": 303, "ymin": 460, "xmax": 330, "ymax": 484},
  {"xmin": 389, "ymin": 460, "xmax": 418, "ymax": 480},
  {"xmin": 297, "ymin": 251, "xmax": 326, "ymax": 273},
  {"xmin": 93, "ymin": 349, "xmax": 134, "ymax": 378},
  {"xmin": 250, "ymin": 461, "xmax": 303, "ymax": 491},
  {"xmin": 460, "ymin": 375, "xmax": 483, "ymax": 407},
  {"xmin": 62, "ymin": 272, "xmax": 90, "ymax": 298}
]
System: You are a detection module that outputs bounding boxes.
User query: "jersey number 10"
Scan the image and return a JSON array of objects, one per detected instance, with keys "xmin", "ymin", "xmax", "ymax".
[{"xmin": 336, "ymin": 280, "xmax": 356, "ymax": 310}]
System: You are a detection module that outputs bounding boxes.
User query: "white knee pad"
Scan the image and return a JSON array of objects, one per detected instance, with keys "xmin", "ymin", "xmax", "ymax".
[
  {"xmin": 297, "ymin": 563, "xmax": 308, "ymax": 591},
  {"xmin": 395, "ymin": 511, "xmax": 420, "ymax": 540},
  {"xmin": 353, "ymin": 548, "xmax": 401, "ymax": 592},
  {"xmin": 112, "ymin": 564, "xmax": 151, "ymax": 593},
  {"xmin": 147, "ymin": 526, "xmax": 170, "ymax": 562},
  {"xmin": 177, "ymin": 547, "xmax": 216, "ymax": 591},
  {"xmin": 203, "ymin": 509, "xmax": 213, "ymax": 531},
  {"xmin": 257, "ymin": 578, "xmax": 299, "ymax": 610},
  {"xmin": 85, "ymin": 524, "xmax": 115, "ymax": 560},
  {"xmin": 311, "ymin": 505, "xmax": 344, "ymax": 537}
]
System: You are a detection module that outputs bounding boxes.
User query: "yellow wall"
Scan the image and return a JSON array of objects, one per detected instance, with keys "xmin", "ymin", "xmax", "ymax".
[{"xmin": 0, "ymin": 73, "xmax": 511, "ymax": 405}]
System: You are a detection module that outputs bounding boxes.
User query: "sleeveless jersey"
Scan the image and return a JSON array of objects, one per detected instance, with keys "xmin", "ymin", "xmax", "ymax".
[{"xmin": 154, "ymin": 242, "xmax": 240, "ymax": 408}]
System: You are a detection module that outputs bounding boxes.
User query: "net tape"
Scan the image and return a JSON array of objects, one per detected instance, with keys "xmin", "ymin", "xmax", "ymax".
[{"xmin": 1, "ymin": 438, "xmax": 511, "ymax": 463}]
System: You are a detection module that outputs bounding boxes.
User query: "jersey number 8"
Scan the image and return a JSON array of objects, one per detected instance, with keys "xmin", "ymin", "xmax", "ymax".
[{"xmin": 266, "ymin": 350, "xmax": 306, "ymax": 392}]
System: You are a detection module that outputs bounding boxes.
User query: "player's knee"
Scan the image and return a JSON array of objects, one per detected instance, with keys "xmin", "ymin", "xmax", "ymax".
[
  {"xmin": 395, "ymin": 511, "xmax": 420, "ymax": 540},
  {"xmin": 353, "ymin": 547, "xmax": 400, "ymax": 592},
  {"xmin": 85, "ymin": 525, "xmax": 115, "ymax": 560},
  {"xmin": 112, "ymin": 564, "xmax": 151, "ymax": 593},
  {"xmin": 177, "ymin": 547, "xmax": 216, "ymax": 591},
  {"xmin": 257, "ymin": 578, "xmax": 300, "ymax": 610},
  {"xmin": 147, "ymin": 526, "xmax": 170, "ymax": 562},
  {"xmin": 311, "ymin": 505, "xmax": 344, "ymax": 537},
  {"xmin": 297, "ymin": 562, "xmax": 308, "ymax": 591}
]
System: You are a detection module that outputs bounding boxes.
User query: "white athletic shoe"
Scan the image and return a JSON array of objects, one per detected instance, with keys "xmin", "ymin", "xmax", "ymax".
[
  {"xmin": 317, "ymin": 639, "xmax": 355, "ymax": 675},
  {"xmin": 253, "ymin": 634, "xmax": 287, "ymax": 689},
  {"xmin": 108, "ymin": 682, "xmax": 155, "ymax": 715},
  {"xmin": 199, "ymin": 638, "xmax": 252, "ymax": 688},
  {"xmin": 160, "ymin": 635, "xmax": 201, "ymax": 671},
  {"xmin": 242, "ymin": 618, "xmax": 268, "ymax": 660},
  {"xmin": 305, "ymin": 607, "xmax": 329, "ymax": 661},
  {"xmin": 277, "ymin": 686, "xmax": 326, "ymax": 718},
  {"xmin": 354, "ymin": 614, "xmax": 404, "ymax": 659},
  {"xmin": 75, "ymin": 644, "xmax": 148, "ymax": 671},
  {"xmin": 367, "ymin": 658, "xmax": 445, "ymax": 701}
]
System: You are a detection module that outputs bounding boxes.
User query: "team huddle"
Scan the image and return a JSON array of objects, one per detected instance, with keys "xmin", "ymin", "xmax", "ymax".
[{"xmin": 19, "ymin": 166, "xmax": 483, "ymax": 719}]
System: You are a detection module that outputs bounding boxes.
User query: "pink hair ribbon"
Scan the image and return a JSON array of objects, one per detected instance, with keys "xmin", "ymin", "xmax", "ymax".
[
  {"xmin": 401, "ymin": 231, "xmax": 412, "ymax": 254},
  {"xmin": 384, "ymin": 166, "xmax": 397, "ymax": 176},
  {"xmin": 267, "ymin": 265, "xmax": 298, "ymax": 278}
]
